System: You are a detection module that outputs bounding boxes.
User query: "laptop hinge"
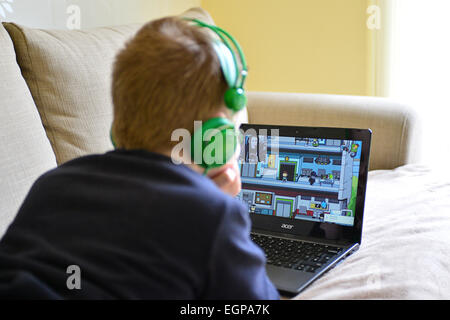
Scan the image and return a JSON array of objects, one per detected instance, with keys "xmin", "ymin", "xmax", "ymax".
[{"xmin": 251, "ymin": 228, "xmax": 356, "ymax": 248}]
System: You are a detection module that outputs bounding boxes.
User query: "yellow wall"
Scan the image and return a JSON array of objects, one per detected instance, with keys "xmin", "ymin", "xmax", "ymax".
[
  {"xmin": 141, "ymin": 0, "xmax": 202, "ymax": 20},
  {"xmin": 202, "ymin": 0, "xmax": 370, "ymax": 95}
]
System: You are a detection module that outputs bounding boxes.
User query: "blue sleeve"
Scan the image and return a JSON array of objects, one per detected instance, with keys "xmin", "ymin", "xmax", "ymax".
[{"xmin": 205, "ymin": 200, "xmax": 280, "ymax": 299}]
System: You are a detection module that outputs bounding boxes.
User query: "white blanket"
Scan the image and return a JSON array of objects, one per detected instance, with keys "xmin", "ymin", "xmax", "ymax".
[{"xmin": 294, "ymin": 164, "xmax": 450, "ymax": 299}]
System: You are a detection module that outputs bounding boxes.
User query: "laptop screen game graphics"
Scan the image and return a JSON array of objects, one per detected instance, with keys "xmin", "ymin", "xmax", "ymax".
[{"xmin": 237, "ymin": 133, "xmax": 363, "ymax": 227}]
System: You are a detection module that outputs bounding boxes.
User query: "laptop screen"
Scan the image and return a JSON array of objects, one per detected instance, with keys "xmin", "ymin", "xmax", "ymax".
[{"xmin": 237, "ymin": 131, "xmax": 363, "ymax": 228}]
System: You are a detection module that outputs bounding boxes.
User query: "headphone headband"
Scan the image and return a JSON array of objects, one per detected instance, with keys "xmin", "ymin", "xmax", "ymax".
[
  {"xmin": 184, "ymin": 17, "xmax": 248, "ymax": 170},
  {"xmin": 184, "ymin": 18, "xmax": 248, "ymax": 97}
]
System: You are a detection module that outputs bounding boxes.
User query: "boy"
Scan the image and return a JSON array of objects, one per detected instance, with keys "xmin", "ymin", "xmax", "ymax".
[{"xmin": 0, "ymin": 17, "xmax": 279, "ymax": 299}]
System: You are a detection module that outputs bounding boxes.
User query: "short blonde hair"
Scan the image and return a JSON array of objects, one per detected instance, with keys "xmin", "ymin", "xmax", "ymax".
[{"xmin": 111, "ymin": 16, "xmax": 227, "ymax": 150}]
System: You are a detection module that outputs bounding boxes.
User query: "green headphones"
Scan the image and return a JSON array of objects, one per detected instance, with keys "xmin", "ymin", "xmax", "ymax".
[
  {"xmin": 111, "ymin": 18, "xmax": 248, "ymax": 173},
  {"xmin": 186, "ymin": 18, "xmax": 248, "ymax": 112},
  {"xmin": 186, "ymin": 18, "xmax": 248, "ymax": 172}
]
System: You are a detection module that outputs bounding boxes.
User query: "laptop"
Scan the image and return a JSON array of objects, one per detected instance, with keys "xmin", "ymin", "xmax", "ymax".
[{"xmin": 237, "ymin": 124, "xmax": 371, "ymax": 296}]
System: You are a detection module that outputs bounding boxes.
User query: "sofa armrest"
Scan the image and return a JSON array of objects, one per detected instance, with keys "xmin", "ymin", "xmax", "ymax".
[{"xmin": 246, "ymin": 91, "xmax": 421, "ymax": 171}]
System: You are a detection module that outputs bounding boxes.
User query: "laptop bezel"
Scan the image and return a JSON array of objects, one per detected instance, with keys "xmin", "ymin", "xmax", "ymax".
[{"xmin": 239, "ymin": 124, "xmax": 372, "ymax": 246}]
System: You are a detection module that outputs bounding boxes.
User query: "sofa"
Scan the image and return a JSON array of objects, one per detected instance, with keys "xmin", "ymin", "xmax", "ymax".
[{"xmin": 1, "ymin": 7, "xmax": 449, "ymax": 299}]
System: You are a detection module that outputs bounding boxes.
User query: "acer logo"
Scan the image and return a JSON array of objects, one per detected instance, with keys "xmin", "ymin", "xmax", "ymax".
[{"xmin": 281, "ymin": 223, "xmax": 294, "ymax": 230}]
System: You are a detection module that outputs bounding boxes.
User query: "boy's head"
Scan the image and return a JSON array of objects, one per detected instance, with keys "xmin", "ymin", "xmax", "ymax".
[{"xmin": 111, "ymin": 16, "xmax": 228, "ymax": 152}]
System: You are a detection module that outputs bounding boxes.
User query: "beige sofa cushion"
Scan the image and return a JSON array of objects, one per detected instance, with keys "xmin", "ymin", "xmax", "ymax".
[
  {"xmin": 3, "ymin": 7, "xmax": 243, "ymax": 165},
  {"xmin": 0, "ymin": 24, "xmax": 57, "ymax": 237},
  {"xmin": 3, "ymin": 22, "xmax": 142, "ymax": 165},
  {"xmin": 246, "ymin": 92, "xmax": 421, "ymax": 170},
  {"xmin": 296, "ymin": 164, "xmax": 450, "ymax": 299}
]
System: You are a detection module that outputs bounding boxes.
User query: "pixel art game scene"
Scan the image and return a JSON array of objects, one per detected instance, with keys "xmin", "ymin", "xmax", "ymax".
[{"xmin": 237, "ymin": 133, "xmax": 362, "ymax": 227}]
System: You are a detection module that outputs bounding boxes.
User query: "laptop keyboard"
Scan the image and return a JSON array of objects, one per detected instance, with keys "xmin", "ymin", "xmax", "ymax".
[{"xmin": 251, "ymin": 233, "xmax": 344, "ymax": 273}]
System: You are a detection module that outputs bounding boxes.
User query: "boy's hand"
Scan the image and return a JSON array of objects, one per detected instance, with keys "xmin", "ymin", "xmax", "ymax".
[{"xmin": 207, "ymin": 162, "xmax": 241, "ymax": 197}]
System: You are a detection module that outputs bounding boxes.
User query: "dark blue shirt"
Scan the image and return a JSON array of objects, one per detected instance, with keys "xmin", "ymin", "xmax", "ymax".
[{"xmin": 0, "ymin": 149, "xmax": 279, "ymax": 299}]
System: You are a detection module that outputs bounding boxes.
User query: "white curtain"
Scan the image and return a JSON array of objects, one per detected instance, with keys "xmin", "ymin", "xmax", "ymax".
[{"xmin": 381, "ymin": 0, "xmax": 450, "ymax": 166}]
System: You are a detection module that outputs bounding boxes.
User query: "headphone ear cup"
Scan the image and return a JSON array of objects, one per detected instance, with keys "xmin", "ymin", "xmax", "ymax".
[
  {"xmin": 203, "ymin": 129, "xmax": 237, "ymax": 170},
  {"xmin": 224, "ymin": 87, "xmax": 247, "ymax": 112},
  {"xmin": 191, "ymin": 117, "xmax": 238, "ymax": 170}
]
